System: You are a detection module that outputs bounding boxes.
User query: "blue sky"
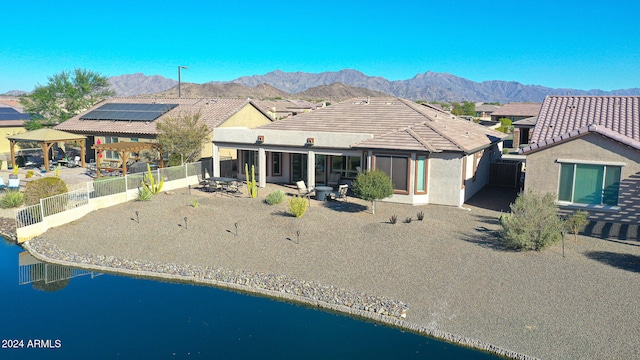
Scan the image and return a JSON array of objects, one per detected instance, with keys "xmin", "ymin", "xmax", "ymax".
[{"xmin": 1, "ymin": 0, "xmax": 638, "ymax": 94}]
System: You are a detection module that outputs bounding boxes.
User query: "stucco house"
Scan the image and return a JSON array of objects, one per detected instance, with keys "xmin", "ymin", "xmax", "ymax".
[
  {"xmin": 55, "ymin": 97, "xmax": 272, "ymax": 166},
  {"xmin": 520, "ymin": 96, "xmax": 640, "ymax": 224},
  {"xmin": 213, "ymin": 97, "xmax": 507, "ymax": 206},
  {"xmin": 490, "ymin": 102, "xmax": 541, "ymax": 123},
  {"xmin": 0, "ymin": 103, "xmax": 30, "ymax": 169}
]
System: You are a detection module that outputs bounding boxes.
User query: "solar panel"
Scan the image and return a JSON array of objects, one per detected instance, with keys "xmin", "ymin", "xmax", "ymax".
[
  {"xmin": 80, "ymin": 103, "xmax": 178, "ymax": 121},
  {"xmin": 0, "ymin": 108, "xmax": 32, "ymax": 120}
]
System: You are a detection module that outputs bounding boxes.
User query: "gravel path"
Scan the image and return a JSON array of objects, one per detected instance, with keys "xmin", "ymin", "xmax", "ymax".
[{"xmin": 18, "ymin": 185, "xmax": 640, "ymax": 359}]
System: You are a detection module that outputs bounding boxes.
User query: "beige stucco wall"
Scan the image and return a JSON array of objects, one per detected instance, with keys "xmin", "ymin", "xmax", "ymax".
[
  {"xmin": 429, "ymin": 153, "xmax": 464, "ymax": 206},
  {"xmin": 0, "ymin": 126, "xmax": 27, "ymax": 169},
  {"xmin": 210, "ymin": 105, "xmax": 273, "ymax": 159},
  {"xmin": 524, "ymin": 133, "xmax": 640, "ymax": 223}
]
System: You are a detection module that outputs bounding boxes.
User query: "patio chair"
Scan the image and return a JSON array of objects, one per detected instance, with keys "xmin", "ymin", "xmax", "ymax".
[
  {"xmin": 296, "ymin": 180, "xmax": 314, "ymax": 196},
  {"xmin": 327, "ymin": 173, "xmax": 341, "ymax": 188},
  {"xmin": 331, "ymin": 184, "xmax": 348, "ymax": 202},
  {"xmin": 0, "ymin": 178, "xmax": 6, "ymax": 191},
  {"xmin": 8, "ymin": 178, "xmax": 20, "ymax": 191}
]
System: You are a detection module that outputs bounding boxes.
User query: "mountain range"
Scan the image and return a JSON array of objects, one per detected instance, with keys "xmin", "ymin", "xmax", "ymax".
[{"xmin": 7, "ymin": 69, "xmax": 640, "ymax": 103}]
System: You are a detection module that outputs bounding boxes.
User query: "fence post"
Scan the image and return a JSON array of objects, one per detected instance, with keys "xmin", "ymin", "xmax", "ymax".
[{"xmin": 39, "ymin": 198, "xmax": 46, "ymax": 232}]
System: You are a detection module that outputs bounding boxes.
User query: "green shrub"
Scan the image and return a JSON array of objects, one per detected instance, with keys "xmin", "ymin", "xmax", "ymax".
[
  {"xmin": 265, "ymin": 190, "xmax": 285, "ymax": 205},
  {"xmin": 353, "ymin": 169, "xmax": 394, "ymax": 214},
  {"xmin": 137, "ymin": 186, "xmax": 152, "ymax": 201},
  {"xmin": 24, "ymin": 177, "xmax": 68, "ymax": 206},
  {"xmin": 564, "ymin": 210, "xmax": 589, "ymax": 243},
  {"xmin": 288, "ymin": 195, "xmax": 307, "ymax": 218},
  {"xmin": 1, "ymin": 190, "xmax": 24, "ymax": 208},
  {"xmin": 499, "ymin": 191, "xmax": 564, "ymax": 251}
]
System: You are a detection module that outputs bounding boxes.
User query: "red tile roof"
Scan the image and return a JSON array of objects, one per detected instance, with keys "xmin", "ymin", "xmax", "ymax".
[
  {"xmin": 521, "ymin": 96, "xmax": 640, "ymax": 153},
  {"xmin": 55, "ymin": 97, "xmax": 270, "ymax": 136}
]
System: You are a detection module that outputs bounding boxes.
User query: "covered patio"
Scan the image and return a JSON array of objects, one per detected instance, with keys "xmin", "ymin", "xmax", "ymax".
[
  {"xmin": 7, "ymin": 129, "xmax": 86, "ymax": 173},
  {"xmin": 92, "ymin": 142, "xmax": 164, "ymax": 177}
]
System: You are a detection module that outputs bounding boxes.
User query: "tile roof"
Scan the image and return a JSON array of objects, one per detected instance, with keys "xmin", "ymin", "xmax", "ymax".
[
  {"xmin": 260, "ymin": 97, "xmax": 506, "ymax": 153},
  {"xmin": 475, "ymin": 104, "xmax": 500, "ymax": 112},
  {"xmin": 521, "ymin": 124, "xmax": 640, "ymax": 153},
  {"xmin": 491, "ymin": 102, "xmax": 542, "ymax": 117},
  {"xmin": 529, "ymin": 96, "xmax": 640, "ymax": 144},
  {"xmin": 513, "ymin": 116, "xmax": 538, "ymax": 126},
  {"xmin": 55, "ymin": 97, "xmax": 270, "ymax": 136}
]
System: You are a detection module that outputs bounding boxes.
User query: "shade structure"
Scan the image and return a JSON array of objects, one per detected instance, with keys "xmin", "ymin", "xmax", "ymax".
[
  {"xmin": 7, "ymin": 129, "xmax": 87, "ymax": 172},
  {"xmin": 91, "ymin": 142, "xmax": 164, "ymax": 177}
]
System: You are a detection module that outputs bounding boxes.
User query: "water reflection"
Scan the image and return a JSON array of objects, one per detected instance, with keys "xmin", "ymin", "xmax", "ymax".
[{"xmin": 18, "ymin": 252, "xmax": 102, "ymax": 291}]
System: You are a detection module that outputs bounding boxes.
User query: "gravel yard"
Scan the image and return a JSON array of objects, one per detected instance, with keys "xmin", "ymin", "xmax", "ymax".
[{"xmin": 21, "ymin": 185, "xmax": 640, "ymax": 359}]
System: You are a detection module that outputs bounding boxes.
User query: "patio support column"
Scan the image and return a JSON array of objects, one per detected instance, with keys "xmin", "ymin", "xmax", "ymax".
[
  {"xmin": 212, "ymin": 144, "xmax": 220, "ymax": 177},
  {"xmin": 307, "ymin": 150, "xmax": 315, "ymax": 188},
  {"xmin": 9, "ymin": 140, "xmax": 16, "ymax": 169},
  {"xmin": 258, "ymin": 147, "xmax": 266, "ymax": 188}
]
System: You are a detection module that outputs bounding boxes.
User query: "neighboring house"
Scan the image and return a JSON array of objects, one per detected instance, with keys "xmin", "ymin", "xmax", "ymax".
[
  {"xmin": 55, "ymin": 97, "xmax": 272, "ymax": 166},
  {"xmin": 512, "ymin": 116, "xmax": 537, "ymax": 148},
  {"xmin": 490, "ymin": 102, "xmax": 541, "ymax": 123},
  {"xmin": 254, "ymin": 99, "xmax": 320, "ymax": 120},
  {"xmin": 214, "ymin": 97, "xmax": 507, "ymax": 206},
  {"xmin": 520, "ymin": 96, "xmax": 640, "ymax": 224},
  {"xmin": 475, "ymin": 103, "xmax": 500, "ymax": 120},
  {"xmin": 0, "ymin": 105, "xmax": 30, "ymax": 169}
]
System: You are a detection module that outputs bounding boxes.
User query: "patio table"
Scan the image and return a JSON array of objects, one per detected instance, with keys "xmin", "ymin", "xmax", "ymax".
[{"xmin": 314, "ymin": 186, "xmax": 333, "ymax": 201}]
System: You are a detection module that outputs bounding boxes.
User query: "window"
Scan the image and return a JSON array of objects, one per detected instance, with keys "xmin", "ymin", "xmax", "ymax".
[
  {"xmin": 272, "ymin": 152, "xmax": 282, "ymax": 176},
  {"xmin": 558, "ymin": 163, "xmax": 621, "ymax": 206},
  {"xmin": 331, "ymin": 156, "xmax": 361, "ymax": 178},
  {"xmin": 375, "ymin": 154, "xmax": 409, "ymax": 193},
  {"xmin": 105, "ymin": 136, "xmax": 119, "ymax": 160},
  {"xmin": 415, "ymin": 156, "xmax": 427, "ymax": 193},
  {"xmin": 241, "ymin": 150, "xmax": 259, "ymax": 174}
]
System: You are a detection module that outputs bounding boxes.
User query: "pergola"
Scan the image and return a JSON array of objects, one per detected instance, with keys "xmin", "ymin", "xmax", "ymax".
[
  {"xmin": 7, "ymin": 129, "xmax": 86, "ymax": 173},
  {"xmin": 91, "ymin": 142, "xmax": 164, "ymax": 177}
]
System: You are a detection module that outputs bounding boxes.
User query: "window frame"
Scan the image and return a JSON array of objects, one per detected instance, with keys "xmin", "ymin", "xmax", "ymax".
[
  {"xmin": 415, "ymin": 155, "xmax": 428, "ymax": 194},
  {"xmin": 557, "ymin": 161, "xmax": 622, "ymax": 207},
  {"xmin": 372, "ymin": 152, "xmax": 410, "ymax": 195}
]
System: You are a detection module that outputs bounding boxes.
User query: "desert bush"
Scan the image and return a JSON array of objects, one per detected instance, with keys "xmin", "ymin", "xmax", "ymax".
[
  {"xmin": 265, "ymin": 190, "xmax": 285, "ymax": 205},
  {"xmin": 1, "ymin": 190, "xmax": 24, "ymax": 208},
  {"xmin": 288, "ymin": 195, "xmax": 307, "ymax": 218},
  {"xmin": 24, "ymin": 177, "xmax": 68, "ymax": 206},
  {"xmin": 389, "ymin": 214, "xmax": 397, "ymax": 224},
  {"xmin": 137, "ymin": 186, "xmax": 152, "ymax": 201},
  {"xmin": 499, "ymin": 191, "xmax": 564, "ymax": 251},
  {"xmin": 564, "ymin": 210, "xmax": 590, "ymax": 243},
  {"xmin": 404, "ymin": 217, "xmax": 412, "ymax": 224},
  {"xmin": 417, "ymin": 211, "xmax": 424, "ymax": 221}
]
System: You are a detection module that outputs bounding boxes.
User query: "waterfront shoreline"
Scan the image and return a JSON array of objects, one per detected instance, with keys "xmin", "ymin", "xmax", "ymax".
[
  {"xmin": 8, "ymin": 186, "xmax": 640, "ymax": 359},
  {"xmin": 21, "ymin": 238, "xmax": 533, "ymax": 360}
]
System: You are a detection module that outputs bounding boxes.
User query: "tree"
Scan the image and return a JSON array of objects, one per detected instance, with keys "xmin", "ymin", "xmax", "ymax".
[
  {"xmin": 20, "ymin": 68, "xmax": 114, "ymax": 126},
  {"xmin": 497, "ymin": 118, "xmax": 513, "ymax": 133},
  {"xmin": 499, "ymin": 191, "xmax": 564, "ymax": 251},
  {"xmin": 451, "ymin": 101, "xmax": 475, "ymax": 116},
  {"xmin": 156, "ymin": 111, "xmax": 210, "ymax": 165},
  {"xmin": 352, "ymin": 169, "xmax": 394, "ymax": 214}
]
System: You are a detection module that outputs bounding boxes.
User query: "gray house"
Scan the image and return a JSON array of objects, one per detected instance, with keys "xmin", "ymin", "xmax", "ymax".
[
  {"xmin": 521, "ymin": 96, "xmax": 640, "ymax": 224},
  {"xmin": 213, "ymin": 97, "xmax": 507, "ymax": 206}
]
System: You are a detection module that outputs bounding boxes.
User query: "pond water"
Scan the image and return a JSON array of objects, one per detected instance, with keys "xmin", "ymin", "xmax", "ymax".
[{"xmin": 0, "ymin": 238, "xmax": 499, "ymax": 359}]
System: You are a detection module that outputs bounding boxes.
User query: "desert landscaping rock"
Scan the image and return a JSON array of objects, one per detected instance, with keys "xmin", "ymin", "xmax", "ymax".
[{"xmin": 8, "ymin": 185, "xmax": 640, "ymax": 359}]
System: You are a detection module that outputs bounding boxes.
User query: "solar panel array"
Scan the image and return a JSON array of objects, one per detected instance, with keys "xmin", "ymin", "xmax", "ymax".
[
  {"xmin": 80, "ymin": 103, "xmax": 178, "ymax": 121},
  {"xmin": 0, "ymin": 107, "xmax": 32, "ymax": 120}
]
